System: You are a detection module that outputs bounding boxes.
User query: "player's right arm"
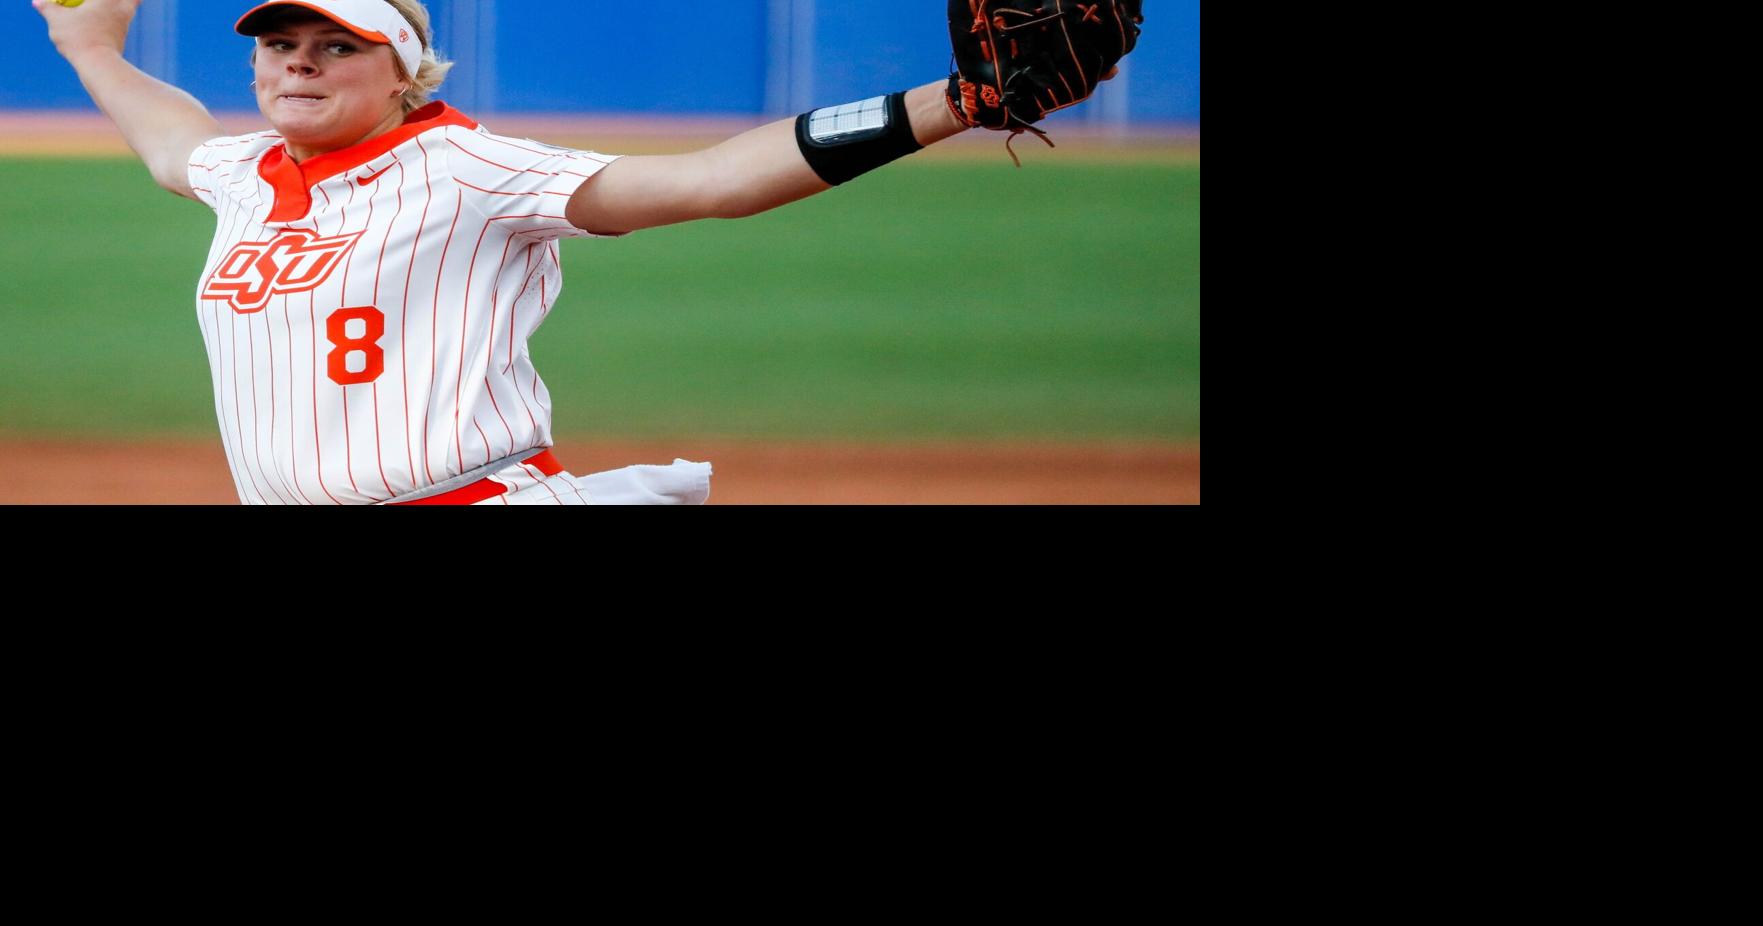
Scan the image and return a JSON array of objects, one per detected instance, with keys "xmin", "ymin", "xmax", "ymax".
[{"xmin": 34, "ymin": 0, "xmax": 224, "ymax": 201}]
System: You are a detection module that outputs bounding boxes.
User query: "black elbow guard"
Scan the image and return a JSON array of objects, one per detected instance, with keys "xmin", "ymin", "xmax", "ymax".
[{"xmin": 794, "ymin": 91, "xmax": 924, "ymax": 186}]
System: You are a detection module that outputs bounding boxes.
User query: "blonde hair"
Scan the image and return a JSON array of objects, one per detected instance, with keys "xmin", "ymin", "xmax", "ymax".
[{"xmin": 383, "ymin": 0, "xmax": 454, "ymax": 113}]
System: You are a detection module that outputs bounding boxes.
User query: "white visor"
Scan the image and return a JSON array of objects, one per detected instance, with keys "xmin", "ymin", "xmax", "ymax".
[{"xmin": 236, "ymin": 0, "xmax": 424, "ymax": 78}]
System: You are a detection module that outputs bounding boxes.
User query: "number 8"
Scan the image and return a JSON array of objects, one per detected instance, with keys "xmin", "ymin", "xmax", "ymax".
[{"xmin": 327, "ymin": 306, "xmax": 385, "ymax": 386}]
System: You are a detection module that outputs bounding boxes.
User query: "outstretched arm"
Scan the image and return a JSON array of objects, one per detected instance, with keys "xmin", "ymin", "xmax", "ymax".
[
  {"xmin": 565, "ymin": 80, "xmax": 967, "ymax": 236},
  {"xmin": 34, "ymin": 0, "xmax": 225, "ymax": 200}
]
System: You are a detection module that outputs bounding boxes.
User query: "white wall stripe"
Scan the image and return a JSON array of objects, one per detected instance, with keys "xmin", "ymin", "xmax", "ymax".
[{"xmin": 765, "ymin": 0, "xmax": 817, "ymax": 115}]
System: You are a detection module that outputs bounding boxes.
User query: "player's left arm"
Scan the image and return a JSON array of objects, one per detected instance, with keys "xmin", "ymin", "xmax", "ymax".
[{"xmin": 565, "ymin": 80, "xmax": 964, "ymax": 236}]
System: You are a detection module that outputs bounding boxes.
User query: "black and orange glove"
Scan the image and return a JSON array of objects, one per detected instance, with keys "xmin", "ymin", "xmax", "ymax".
[{"xmin": 946, "ymin": 0, "xmax": 1144, "ymax": 162}]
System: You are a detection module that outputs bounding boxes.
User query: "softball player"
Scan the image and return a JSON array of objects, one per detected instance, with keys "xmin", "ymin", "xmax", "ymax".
[{"xmin": 32, "ymin": 0, "xmax": 1127, "ymax": 504}]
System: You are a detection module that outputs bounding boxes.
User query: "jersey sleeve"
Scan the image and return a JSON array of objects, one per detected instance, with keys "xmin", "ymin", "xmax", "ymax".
[
  {"xmin": 187, "ymin": 132, "xmax": 280, "ymax": 213},
  {"xmin": 445, "ymin": 127, "xmax": 624, "ymax": 240}
]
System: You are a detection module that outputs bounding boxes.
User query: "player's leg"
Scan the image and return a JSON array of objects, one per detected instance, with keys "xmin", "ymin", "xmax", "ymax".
[{"xmin": 479, "ymin": 459, "xmax": 712, "ymax": 505}]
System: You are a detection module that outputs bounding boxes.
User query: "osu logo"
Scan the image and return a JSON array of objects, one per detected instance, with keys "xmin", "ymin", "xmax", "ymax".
[{"xmin": 204, "ymin": 230, "xmax": 364, "ymax": 314}]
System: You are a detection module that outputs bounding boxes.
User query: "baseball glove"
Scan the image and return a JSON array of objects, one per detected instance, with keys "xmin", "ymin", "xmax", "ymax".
[{"xmin": 946, "ymin": 0, "xmax": 1144, "ymax": 162}]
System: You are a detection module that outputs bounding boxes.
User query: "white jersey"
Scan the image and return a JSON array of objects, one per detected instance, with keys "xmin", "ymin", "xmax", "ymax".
[{"xmin": 186, "ymin": 102, "xmax": 619, "ymax": 504}]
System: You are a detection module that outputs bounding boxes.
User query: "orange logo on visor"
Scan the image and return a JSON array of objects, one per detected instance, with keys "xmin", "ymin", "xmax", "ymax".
[{"xmin": 203, "ymin": 230, "xmax": 364, "ymax": 314}]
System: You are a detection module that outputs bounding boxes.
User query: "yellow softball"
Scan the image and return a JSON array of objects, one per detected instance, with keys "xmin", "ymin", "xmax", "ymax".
[{"xmin": 55, "ymin": 0, "xmax": 87, "ymax": 7}]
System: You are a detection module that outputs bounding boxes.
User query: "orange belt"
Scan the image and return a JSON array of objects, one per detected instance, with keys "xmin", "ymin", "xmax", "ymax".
[{"xmin": 388, "ymin": 450, "xmax": 565, "ymax": 505}]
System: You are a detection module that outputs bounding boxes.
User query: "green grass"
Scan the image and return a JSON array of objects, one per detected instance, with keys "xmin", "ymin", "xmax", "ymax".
[{"xmin": 0, "ymin": 156, "xmax": 1199, "ymax": 440}]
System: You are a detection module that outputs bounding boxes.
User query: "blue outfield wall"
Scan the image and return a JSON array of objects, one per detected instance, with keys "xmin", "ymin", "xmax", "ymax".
[{"xmin": 3, "ymin": 1, "xmax": 1197, "ymax": 125}]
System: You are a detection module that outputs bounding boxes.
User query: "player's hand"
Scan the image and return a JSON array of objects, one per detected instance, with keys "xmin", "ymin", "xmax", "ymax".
[{"xmin": 33, "ymin": 0, "xmax": 141, "ymax": 64}]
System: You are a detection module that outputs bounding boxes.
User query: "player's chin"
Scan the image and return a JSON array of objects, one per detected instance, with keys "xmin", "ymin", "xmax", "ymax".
[{"xmin": 266, "ymin": 100, "xmax": 335, "ymax": 136}]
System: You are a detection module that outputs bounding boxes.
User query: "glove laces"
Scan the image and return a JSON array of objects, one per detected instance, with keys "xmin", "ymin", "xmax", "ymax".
[{"xmin": 1004, "ymin": 120, "xmax": 1056, "ymax": 169}]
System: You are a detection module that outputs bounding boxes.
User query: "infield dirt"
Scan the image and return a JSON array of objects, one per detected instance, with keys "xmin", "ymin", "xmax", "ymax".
[{"xmin": 0, "ymin": 439, "xmax": 1199, "ymax": 504}]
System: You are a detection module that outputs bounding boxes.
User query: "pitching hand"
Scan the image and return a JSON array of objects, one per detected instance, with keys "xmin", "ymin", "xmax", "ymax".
[{"xmin": 33, "ymin": 0, "xmax": 142, "ymax": 64}]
